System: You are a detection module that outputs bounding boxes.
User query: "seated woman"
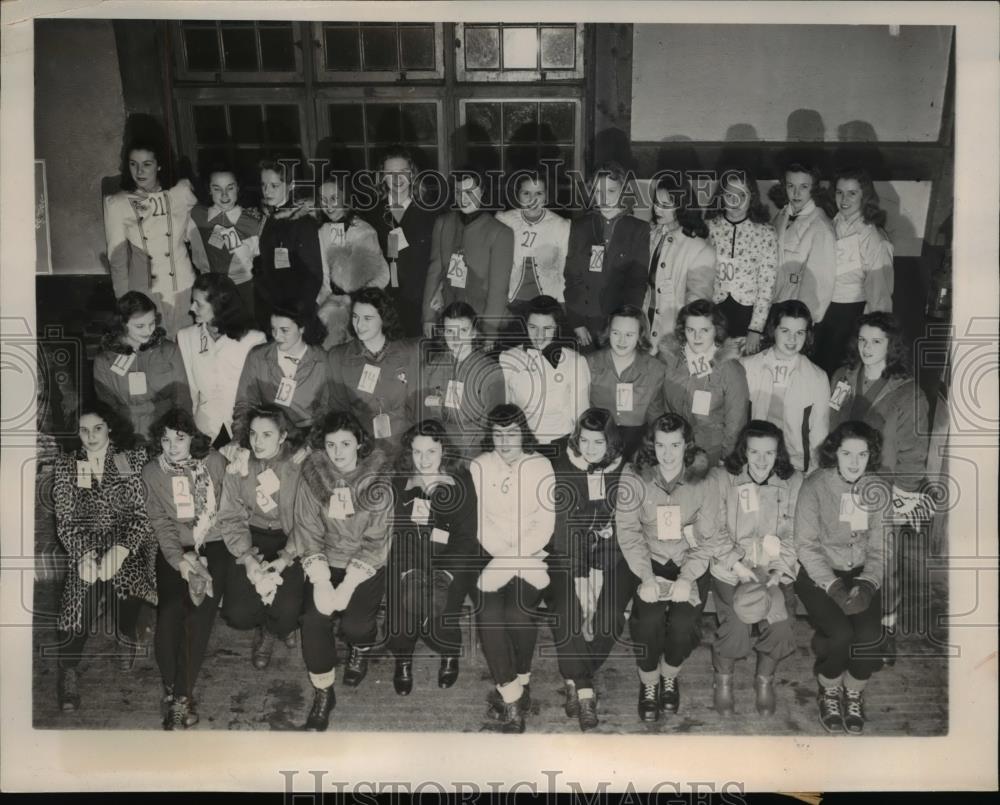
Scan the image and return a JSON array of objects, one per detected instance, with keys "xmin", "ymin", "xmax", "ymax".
[
  {"xmin": 293, "ymin": 411, "xmax": 391, "ymax": 731},
  {"xmin": 328, "ymin": 287, "xmax": 420, "ymax": 458},
  {"xmin": 615, "ymin": 413, "xmax": 718, "ymax": 721},
  {"xmin": 471, "ymin": 404, "xmax": 556, "ymax": 733},
  {"xmin": 417, "ymin": 302, "xmax": 505, "ymax": 460},
  {"xmin": 51, "ymin": 400, "xmax": 157, "ymax": 712},
  {"xmin": 141, "ymin": 408, "xmax": 229, "ymax": 730},
  {"xmin": 794, "ymin": 420, "xmax": 890, "ymax": 735},
  {"xmin": 386, "ymin": 420, "xmax": 483, "ymax": 695},
  {"xmin": 709, "ymin": 420, "xmax": 802, "ymax": 717},
  {"xmin": 586, "ymin": 305, "xmax": 666, "ymax": 459},
  {"xmin": 546, "ymin": 407, "xmax": 626, "ymax": 731},
  {"xmin": 93, "ymin": 291, "xmax": 190, "ymax": 443},
  {"xmin": 217, "ymin": 405, "xmax": 306, "ymax": 670},
  {"xmin": 176, "ymin": 273, "xmax": 266, "ymax": 448},
  {"xmin": 315, "ymin": 172, "xmax": 390, "ymax": 349},
  {"xmin": 657, "ymin": 299, "xmax": 749, "ymax": 465}
]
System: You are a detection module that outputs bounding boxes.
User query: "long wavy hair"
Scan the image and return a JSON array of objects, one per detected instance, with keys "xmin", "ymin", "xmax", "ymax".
[
  {"xmin": 567, "ymin": 407, "xmax": 623, "ymax": 470},
  {"xmin": 674, "ymin": 298, "xmax": 728, "ymax": 347},
  {"xmin": 192, "ymin": 273, "xmax": 252, "ymax": 340},
  {"xmin": 651, "ymin": 175, "xmax": 709, "ymax": 238},
  {"xmin": 74, "ymin": 398, "xmax": 139, "ymax": 451},
  {"xmin": 309, "ymin": 410, "xmax": 374, "ymax": 460},
  {"xmin": 817, "ymin": 420, "xmax": 883, "ymax": 474},
  {"xmin": 770, "ymin": 161, "xmax": 837, "ymax": 220},
  {"xmin": 119, "ymin": 134, "xmax": 172, "ymax": 192},
  {"xmin": 437, "ymin": 301, "xmax": 486, "ymax": 352},
  {"xmin": 633, "ymin": 413, "xmax": 708, "ymax": 481},
  {"xmin": 723, "ymin": 419, "xmax": 795, "ymax": 480},
  {"xmin": 600, "ymin": 304, "xmax": 654, "ymax": 355},
  {"xmin": 240, "ymin": 404, "xmax": 303, "ymax": 453},
  {"xmin": 760, "ymin": 299, "xmax": 816, "ymax": 355},
  {"xmin": 480, "ymin": 404, "xmax": 539, "ymax": 456},
  {"xmin": 395, "ymin": 419, "xmax": 464, "ymax": 477},
  {"xmin": 704, "ymin": 166, "xmax": 772, "ymax": 224},
  {"xmin": 843, "ymin": 311, "xmax": 911, "ymax": 379},
  {"xmin": 834, "ymin": 167, "xmax": 887, "ymax": 229},
  {"xmin": 148, "ymin": 408, "xmax": 212, "ymax": 460},
  {"xmin": 348, "ymin": 287, "xmax": 404, "ymax": 342},
  {"xmin": 269, "ymin": 299, "xmax": 329, "ymax": 347},
  {"xmin": 101, "ymin": 292, "xmax": 164, "ymax": 351},
  {"xmin": 503, "ymin": 295, "xmax": 578, "ymax": 361}
]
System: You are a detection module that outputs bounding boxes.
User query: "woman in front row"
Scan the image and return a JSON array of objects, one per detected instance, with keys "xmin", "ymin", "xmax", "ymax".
[
  {"xmin": 709, "ymin": 420, "xmax": 801, "ymax": 716},
  {"xmin": 794, "ymin": 420, "xmax": 889, "ymax": 735},
  {"xmin": 386, "ymin": 420, "xmax": 483, "ymax": 695},
  {"xmin": 142, "ymin": 408, "xmax": 228, "ymax": 730},
  {"xmin": 615, "ymin": 413, "xmax": 719, "ymax": 721},
  {"xmin": 294, "ymin": 411, "xmax": 391, "ymax": 731},
  {"xmin": 472, "ymin": 404, "xmax": 556, "ymax": 733},
  {"xmin": 217, "ymin": 405, "xmax": 305, "ymax": 670}
]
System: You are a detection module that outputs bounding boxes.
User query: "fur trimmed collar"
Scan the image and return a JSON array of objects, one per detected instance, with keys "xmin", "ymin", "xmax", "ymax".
[
  {"xmin": 300, "ymin": 446, "xmax": 388, "ymax": 503},
  {"xmin": 565, "ymin": 446, "xmax": 624, "ymax": 475},
  {"xmin": 655, "ymin": 334, "xmax": 741, "ymax": 370},
  {"xmin": 101, "ymin": 327, "xmax": 168, "ymax": 355}
]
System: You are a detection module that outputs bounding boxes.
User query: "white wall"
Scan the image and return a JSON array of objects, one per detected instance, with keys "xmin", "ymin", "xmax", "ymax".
[{"xmin": 631, "ymin": 24, "xmax": 951, "ymax": 143}]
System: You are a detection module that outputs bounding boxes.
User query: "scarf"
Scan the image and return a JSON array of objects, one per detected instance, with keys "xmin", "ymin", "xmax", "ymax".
[{"xmin": 158, "ymin": 453, "xmax": 217, "ymax": 549}]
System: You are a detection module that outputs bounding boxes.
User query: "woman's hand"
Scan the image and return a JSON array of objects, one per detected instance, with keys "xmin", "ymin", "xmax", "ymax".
[
  {"xmin": 733, "ymin": 560, "xmax": 757, "ymax": 583},
  {"xmin": 574, "ymin": 326, "xmax": 593, "ymax": 348},
  {"xmin": 744, "ymin": 331, "xmax": 762, "ymax": 355},
  {"xmin": 77, "ymin": 551, "xmax": 99, "ymax": 586},
  {"xmin": 637, "ymin": 577, "xmax": 660, "ymax": 603},
  {"xmin": 765, "ymin": 569, "xmax": 782, "ymax": 588},
  {"xmin": 668, "ymin": 577, "xmax": 693, "ymax": 604},
  {"xmin": 292, "ymin": 446, "xmax": 311, "ymax": 465}
]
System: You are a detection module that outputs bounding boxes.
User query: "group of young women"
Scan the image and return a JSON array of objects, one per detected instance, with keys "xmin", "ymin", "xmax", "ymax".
[{"xmin": 49, "ymin": 140, "xmax": 931, "ymax": 735}]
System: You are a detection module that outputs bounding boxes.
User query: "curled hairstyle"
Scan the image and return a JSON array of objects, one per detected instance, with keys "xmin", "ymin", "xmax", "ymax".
[
  {"xmin": 480, "ymin": 404, "xmax": 539, "ymax": 456},
  {"xmin": 148, "ymin": 407, "xmax": 212, "ymax": 460},
  {"xmin": 761, "ymin": 299, "xmax": 815, "ymax": 354},
  {"xmin": 844, "ymin": 311, "xmax": 911, "ymax": 378},
  {"xmin": 75, "ymin": 397, "xmax": 138, "ymax": 451},
  {"xmin": 634, "ymin": 413, "xmax": 706, "ymax": 476},
  {"xmin": 651, "ymin": 175, "xmax": 709, "ymax": 238},
  {"xmin": 318, "ymin": 172, "xmax": 357, "ymax": 227},
  {"xmin": 818, "ymin": 420, "xmax": 883, "ymax": 474},
  {"xmin": 438, "ymin": 301, "xmax": 485, "ymax": 351},
  {"xmin": 241, "ymin": 404, "xmax": 301, "ymax": 452},
  {"xmin": 674, "ymin": 298, "xmax": 728, "ymax": 347},
  {"xmin": 348, "ymin": 287, "xmax": 404, "ymax": 342},
  {"xmin": 588, "ymin": 161, "xmax": 634, "ymax": 212},
  {"xmin": 772, "ymin": 161, "xmax": 835, "ymax": 218},
  {"xmin": 310, "ymin": 410, "xmax": 374, "ymax": 460},
  {"xmin": 119, "ymin": 135, "xmax": 171, "ymax": 192},
  {"xmin": 723, "ymin": 419, "xmax": 795, "ymax": 480},
  {"xmin": 103, "ymin": 292, "xmax": 163, "ymax": 349},
  {"xmin": 507, "ymin": 169, "xmax": 547, "ymax": 210},
  {"xmin": 568, "ymin": 407, "xmax": 623, "ymax": 469},
  {"xmin": 834, "ymin": 167, "xmax": 887, "ymax": 229},
  {"xmin": 601, "ymin": 304, "xmax": 653, "ymax": 354},
  {"xmin": 270, "ymin": 300, "xmax": 328, "ymax": 347},
  {"xmin": 704, "ymin": 166, "xmax": 772, "ymax": 224},
  {"xmin": 395, "ymin": 419, "xmax": 463, "ymax": 477},
  {"xmin": 192, "ymin": 273, "xmax": 252, "ymax": 340}
]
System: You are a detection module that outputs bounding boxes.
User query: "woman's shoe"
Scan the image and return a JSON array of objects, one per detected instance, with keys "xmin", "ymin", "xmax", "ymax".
[
  {"xmin": 712, "ymin": 673, "xmax": 735, "ymax": 716},
  {"xmin": 499, "ymin": 697, "xmax": 526, "ymax": 734},
  {"xmin": 659, "ymin": 676, "xmax": 680, "ymax": 713},
  {"xmin": 755, "ymin": 675, "xmax": 777, "ymax": 716},
  {"xmin": 164, "ymin": 696, "xmax": 196, "ymax": 730},
  {"xmin": 343, "ymin": 645, "xmax": 369, "ymax": 687},
  {"xmin": 563, "ymin": 680, "xmax": 580, "ymax": 718},
  {"xmin": 577, "ymin": 694, "xmax": 599, "ymax": 731},
  {"xmin": 843, "ymin": 689, "xmax": 866, "ymax": 734},
  {"xmin": 251, "ymin": 627, "xmax": 275, "ymax": 670},
  {"xmin": 638, "ymin": 681, "xmax": 660, "ymax": 722},
  {"xmin": 393, "ymin": 658, "xmax": 414, "ymax": 696},
  {"xmin": 818, "ymin": 685, "xmax": 845, "ymax": 733},
  {"xmin": 303, "ymin": 684, "xmax": 336, "ymax": 731},
  {"xmin": 438, "ymin": 656, "xmax": 459, "ymax": 688}
]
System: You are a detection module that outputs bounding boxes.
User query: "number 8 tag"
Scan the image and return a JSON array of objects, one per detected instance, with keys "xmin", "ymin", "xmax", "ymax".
[{"xmin": 656, "ymin": 504, "xmax": 681, "ymax": 541}]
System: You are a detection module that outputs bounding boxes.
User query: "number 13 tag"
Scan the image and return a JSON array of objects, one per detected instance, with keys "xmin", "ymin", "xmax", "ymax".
[
  {"xmin": 275, "ymin": 376, "xmax": 297, "ymax": 406},
  {"xmin": 656, "ymin": 504, "xmax": 682, "ymax": 541},
  {"xmin": 616, "ymin": 382, "xmax": 633, "ymax": 413}
]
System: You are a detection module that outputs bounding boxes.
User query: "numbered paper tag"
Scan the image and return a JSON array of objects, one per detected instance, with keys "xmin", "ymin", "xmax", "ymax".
[
  {"xmin": 76, "ymin": 461, "xmax": 93, "ymax": 489},
  {"xmin": 275, "ymin": 376, "xmax": 297, "ymax": 406},
  {"xmin": 207, "ymin": 225, "xmax": 233, "ymax": 250},
  {"xmin": 587, "ymin": 472, "xmax": 605, "ymax": 501},
  {"xmin": 357, "ymin": 364, "xmax": 381, "ymax": 394},
  {"xmin": 256, "ymin": 468, "xmax": 280, "ymax": 497},
  {"xmin": 686, "ymin": 353, "xmax": 712, "ymax": 378},
  {"xmin": 829, "ymin": 379, "xmax": 851, "ymax": 411},
  {"xmin": 656, "ymin": 504, "xmax": 682, "ymax": 541},
  {"xmin": 738, "ymin": 483, "xmax": 759, "ymax": 513},
  {"xmin": 274, "ymin": 247, "xmax": 291, "ymax": 269},
  {"xmin": 424, "ymin": 394, "xmax": 443, "ymax": 409},
  {"xmin": 788, "ymin": 270, "xmax": 801, "ymax": 286},
  {"xmin": 691, "ymin": 389, "xmax": 712, "ymax": 416},
  {"xmin": 445, "ymin": 380, "xmax": 464, "ymax": 410},
  {"xmin": 373, "ymin": 413, "xmax": 392, "ymax": 439},
  {"xmin": 328, "ymin": 223, "xmax": 346, "ymax": 247},
  {"xmin": 256, "ymin": 490, "xmax": 278, "ymax": 513},
  {"xmin": 328, "ymin": 487, "xmax": 354, "ymax": 520},
  {"xmin": 589, "ymin": 245, "xmax": 605, "ymax": 272},
  {"xmin": 387, "ymin": 227, "xmax": 408, "ymax": 258},
  {"xmin": 430, "ymin": 527, "xmax": 449, "ymax": 545},
  {"xmin": 110, "ymin": 352, "xmax": 137, "ymax": 376},
  {"xmin": 761, "ymin": 533, "xmax": 782, "ymax": 560},
  {"xmin": 839, "ymin": 492, "xmax": 868, "ymax": 531},
  {"xmin": 446, "ymin": 253, "xmax": 467, "ymax": 288},
  {"xmin": 389, "ymin": 260, "xmax": 399, "ymax": 288},
  {"xmin": 128, "ymin": 372, "xmax": 148, "ymax": 397},
  {"xmin": 411, "ymin": 497, "xmax": 431, "ymax": 525},
  {"xmin": 615, "ymin": 382, "xmax": 634, "ymax": 413},
  {"xmin": 172, "ymin": 476, "xmax": 195, "ymax": 520},
  {"xmin": 773, "ymin": 363, "xmax": 791, "ymax": 387}
]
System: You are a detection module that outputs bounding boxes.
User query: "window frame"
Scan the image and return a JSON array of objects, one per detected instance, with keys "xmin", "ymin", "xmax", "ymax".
[
  {"xmin": 171, "ymin": 21, "xmax": 307, "ymax": 83},
  {"xmin": 454, "ymin": 23, "xmax": 585, "ymax": 82},
  {"xmin": 311, "ymin": 22, "xmax": 445, "ymax": 83}
]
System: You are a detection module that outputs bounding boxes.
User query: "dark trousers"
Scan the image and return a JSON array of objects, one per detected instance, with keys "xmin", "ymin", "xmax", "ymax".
[
  {"xmin": 618, "ymin": 425, "xmax": 645, "ymax": 463},
  {"xmin": 301, "ymin": 565, "xmax": 386, "ymax": 675},
  {"xmin": 711, "ymin": 577, "xmax": 796, "ymax": 664},
  {"xmin": 476, "ymin": 578, "xmax": 544, "ymax": 687},
  {"xmin": 56, "ymin": 581, "xmax": 143, "ymax": 669},
  {"xmin": 235, "ymin": 279, "xmax": 255, "ymax": 323},
  {"xmin": 794, "ymin": 566, "xmax": 884, "ymax": 681},
  {"xmin": 386, "ymin": 566, "xmax": 480, "ymax": 659},
  {"xmin": 815, "ymin": 301, "xmax": 866, "ymax": 376},
  {"xmin": 630, "ymin": 560, "xmax": 710, "ymax": 672},
  {"xmin": 588, "ymin": 556, "xmax": 639, "ymax": 672},
  {"xmin": 717, "ymin": 295, "xmax": 754, "ymax": 339},
  {"xmin": 154, "ymin": 541, "xmax": 231, "ymax": 698},
  {"xmin": 221, "ymin": 526, "xmax": 304, "ymax": 639},
  {"xmin": 543, "ymin": 563, "xmax": 594, "ymax": 688}
]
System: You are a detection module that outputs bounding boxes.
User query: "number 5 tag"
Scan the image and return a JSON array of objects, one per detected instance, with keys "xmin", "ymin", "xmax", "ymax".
[{"xmin": 656, "ymin": 504, "xmax": 682, "ymax": 541}]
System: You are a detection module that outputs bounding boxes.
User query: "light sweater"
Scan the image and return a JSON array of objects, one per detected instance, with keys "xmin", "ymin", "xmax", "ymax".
[
  {"xmin": 499, "ymin": 346, "xmax": 591, "ymax": 444},
  {"xmin": 772, "ymin": 202, "xmax": 837, "ymax": 323},
  {"xmin": 707, "ymin": 215, "xmax": 779, "ymax": 334},
  {"xmin": 831, "ymin": 212, "xmax": 894, "ymax": 311},
  {"xmin": 495, "ymin": 208, "xmax": 571, "ymax": 303},
  {"xmin": 645, "ymin": 225, "xmax": 717, "ymax": 349}
]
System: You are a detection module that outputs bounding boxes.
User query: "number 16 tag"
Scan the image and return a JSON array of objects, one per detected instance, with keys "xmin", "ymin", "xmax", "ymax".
[{"xmin": 656, "ymin": 504, "xmax": 681, "ymax": 541}]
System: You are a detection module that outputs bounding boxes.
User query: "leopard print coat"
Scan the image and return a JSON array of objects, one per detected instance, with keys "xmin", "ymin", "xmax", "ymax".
[{"xmin": 53, "ymin": 446, "xmax": 158, "ymax": 632}]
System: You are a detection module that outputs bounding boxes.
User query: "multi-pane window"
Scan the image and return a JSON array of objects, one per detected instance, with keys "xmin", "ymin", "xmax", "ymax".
[
  {"xmin": 175, "ymin": 21, "xmax": 304, "ymax": 80},
  {"xmin": 462, "ymin": 100, "xmax": 579, "ymax": 174},
  {"xmin": 315, "ymin": 22, "xmax": 444, "ymax": 80},
  {"xmin": 456, "ymin": 23, "xmax": 584, "ymax": 81},
  {"xmin": 322, "ymin": 101, "xmax": 442, "ymax": 170}
]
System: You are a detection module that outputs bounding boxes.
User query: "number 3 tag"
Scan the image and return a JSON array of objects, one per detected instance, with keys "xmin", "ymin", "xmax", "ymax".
[{"xmin": 656, "ymin": 505, "xmax": 682, "ymax": 541}]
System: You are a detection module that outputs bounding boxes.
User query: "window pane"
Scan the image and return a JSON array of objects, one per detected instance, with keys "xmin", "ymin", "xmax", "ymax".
[
  {"xmin": 401, "ymin": 104, "xmax": 437, "ymax": 144},
  {"xmin": 221, "ymin": 23, "xmax": 258, "ymax": 71},
  {"xmin": 324, "ymin": 26, "xmax": 361, "ymax": 70},
  {"xmin": 467, "ymin": 146, "xmax": 501, "ymax": 173},
  {"xmin": 507, "ymin": 146, "xmax": 542, "ymax": 173},
  {"xmin": 465, "ymin": 103, "xmax": 499, "ymax": 143},
  {"xmin": 193, "ymin": 105, "xmax": 228, "ymax": 144},
  {"xmin": 464, "ymin": 27, "xmax": 500, "ymax": 70},
  {"xmin": 503, "ymin": 103, "xmax": 538, "ymax": 144},
  {"xmin": 540, "ymin": 102, "xmax": 575, "ymax": 143},
  {"xmin": 229, "ymin": 106, "xmax": 264, "ymax": 144},
  {"xmin": 540, "ymin": 27, "xmax": 575, "ymax": 70},
  {"xmin": 235, "ymin": 148, "xmax": 264, "ymax": 179},
  {"xmin": 502, "ymin": 27, "xmax": 538, "ymax": 70},
  {"xmin": 259, "ymin": 23, "xmax": 295, "ymax": 71},
  {"xmin": 411, "ymin": 147, "xmax": 439, "ymax": 172},
  {"xmin": 399, "ymin": 25, "xmax": 435, "ymax": 70},
  {"xmin": 265, "ymin": 106, "xmax": 300, "ymax": 145},
  {"xmin": 183, "ymin": 26, "xmax": 220, "ymax": 71},
  {"xmin": 361, "ymin": 25, "xmax": 398, "ymax": 71},
  {"xmin": 328, "ymin": 105, "xmax": 365, "ymax": 144},
  {"xmin": 366, "ymin": 104, "xmax": 402, "ymax": 144}
]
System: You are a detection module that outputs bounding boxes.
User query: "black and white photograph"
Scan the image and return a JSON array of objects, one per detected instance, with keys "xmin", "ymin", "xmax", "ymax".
[{"xmin": 1, "ymin": 0, "xmax": 996, "ymax": 795}]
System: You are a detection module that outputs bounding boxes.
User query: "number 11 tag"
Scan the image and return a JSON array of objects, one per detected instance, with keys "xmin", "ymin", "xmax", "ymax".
[{"xmin": 587, "ymin": 473, "xmax": 605, "ymax": 501}]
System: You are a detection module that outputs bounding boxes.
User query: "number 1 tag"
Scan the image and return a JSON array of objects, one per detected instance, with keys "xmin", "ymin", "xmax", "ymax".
[
  {"xmin": 447, "ymin": 253, "xmax": 467, "ymax": 288},
  {"xmin": 373, "ymin": 413, "xmax": 392, "ymax": 439},
  {"xmin": 76, "ymin": 461, "xmax": 92, "ymax": 489},
  {"xmin": 691, "ymin": 389, "xmax": 712, "ymax": 416},
  {"xmin": 829, "ymin": 380, "xmax": 851, "ymax": 411},
  {"xmin": 589, "ymin": 245, "xmax": 605, "ymax": 272},
  {"xmin": 445, "ymin": 380, "xmax": 464, "ymax": 409},
  {"xmin": 275, "ymin": 376, "xmax": 297, "ymax": 406},
  {"xmin": 328, "ymin": 488, "xmax": 354, "ymax": 520},
  {"xmin": 587, "ymin": 473, "xmax": 605, "ymax": 501},
  {"xmin": 110, "ymin": 352, "xmax": 137, "ymax": 377},
  {"xmin": 274, "ymin": 247, "xmax": 291, "ymax": 269},
  {"xmin": 656, "ymin": 504, "xmax": 682, "ymax": 541},
  {"xmin": 839, "ymin": 492, "xmax": 868, "ymax": 531},
  {"xmin": 357, "ymin": 364, "xmax": 381, "ymax": 394},
  {"xmin": 615, "ymin": 382, "xmax": 634, "ymax": 413},
  {"xmin": 128, "ymin": 372, "xmax": 148, "ymax": 397},
  {"xmin": 738, "ymin": 483, "xmax": 759, "ymax": 513},
  {"xmin": 411, "ymin": 497, "xmax": 431, "ymax": 525},
  {"xmin": 172, "ymin": 476, "xmax": 195, "ymax": 520}
]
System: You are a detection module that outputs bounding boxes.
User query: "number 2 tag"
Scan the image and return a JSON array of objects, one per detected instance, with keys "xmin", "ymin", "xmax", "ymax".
[
  {"xmin": 656, "ymin": 505, "xmax": 682, "ymax": 541},
  {"xmin": 172, "ymin": 476, "xmax": 195, "ymax": 520}
]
